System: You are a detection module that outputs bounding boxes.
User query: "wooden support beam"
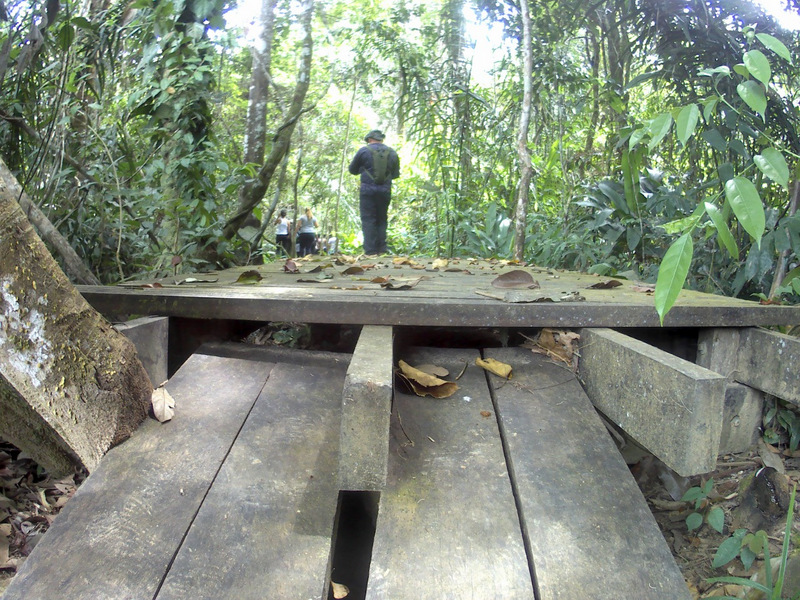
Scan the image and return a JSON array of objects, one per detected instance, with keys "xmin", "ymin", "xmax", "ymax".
[
  {"xmin": 114, "ymin": 316, "xmax": 169, "ymax": 387},
  {"xmin": 579, "ymin": 328, "xmax": 726, "ymax": 476},
  {"xmin": 487, "ymin": 347, "xmax": 691, "ymax": 600},
  {"xmin": 339, "ymin": 325, "xmax": 393, "ymax": 491}
]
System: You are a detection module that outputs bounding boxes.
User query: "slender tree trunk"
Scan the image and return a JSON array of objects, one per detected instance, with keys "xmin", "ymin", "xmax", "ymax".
[
  {"xmin": 223, "ymin": 0, "xmax": 314, "ymax": 240},
  {"xmin": 0, "ymin": 158, "xmax": 100, "ymax": 285},
  {"xmin": 769, "ymin": 179, "xmax": 800, "ymax": 298},
  {"xmin": 0, "ymin": 169, "xmax": 151, "ymax": 476},
  {"xmin": 514, "ymin": 0, "xmax": 534, "ymax": 260},
  {"xmin": 334, "ymin": 77, "xmax": 358, "ymax": 241}
]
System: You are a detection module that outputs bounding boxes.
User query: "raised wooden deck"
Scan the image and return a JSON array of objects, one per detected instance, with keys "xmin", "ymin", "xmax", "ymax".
[
  {"xmin": 3, "ymin": 341, "xmax": 691, "ymax": 600},
  {"xmin": 77, "ymin": 257, "xmax": 800, "ymax": 328}
]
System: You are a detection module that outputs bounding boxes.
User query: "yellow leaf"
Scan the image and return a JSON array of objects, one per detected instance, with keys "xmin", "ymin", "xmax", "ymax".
[
  {"xmin": 397, "ymin": 360, "xmax": 458, "ymax": 398},
  {"xmin": 475, "ymin": 357, "xmax": 512, "ymax": 379},
  {"xmin": 331, "ymin": 581, "xmax": 350, "ymax": 599}
]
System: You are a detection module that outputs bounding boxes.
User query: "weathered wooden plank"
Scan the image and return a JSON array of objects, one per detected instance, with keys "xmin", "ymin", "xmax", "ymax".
[
  {"xmin": 2, "ymin": 346, "xmax": 275, "ymax": 600},
  {"xmin": 339, "ymin": 325, "xmax": 393, "ymax": 491},
  {"xmin": 114, "ymin": 315, "xmax": 169, "ymax": 387},
  {"xmin": 487, "ymin": 347, "xmax": 691, "ymax": 600},
  {"xmin": 699, "ymin": 327, "xmax": 800, "ymax": 405},
  {"xmin": 366, "ymin": 347, "xmax": 533, "ymax": 600},
  {"xmin": 155, "ymin": 357, "xmax": 347, "ymax": 600},
  {"xmin": 579, "ymin": 327, "xmax": 726, "ymax": 475}
]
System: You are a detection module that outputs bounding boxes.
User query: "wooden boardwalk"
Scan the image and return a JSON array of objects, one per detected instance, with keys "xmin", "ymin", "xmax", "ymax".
[
  {"xmin": 77, "ymin": 257, "xmax": 800, "ymax": 328},
  {"xmin": 4, "ymin": 341, "xmax": 691, "ymax": 600}
]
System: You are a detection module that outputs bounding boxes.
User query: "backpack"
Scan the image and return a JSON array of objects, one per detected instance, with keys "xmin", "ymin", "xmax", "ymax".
[{"xmin": 368, "ymin": 146, "xmax": 391, "ymax": 184}]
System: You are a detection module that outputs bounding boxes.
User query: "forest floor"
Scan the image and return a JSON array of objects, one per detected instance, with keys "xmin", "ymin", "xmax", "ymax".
[{"xmin": 1, "ymin": 433, "xmax": 797, "ymax": 598}]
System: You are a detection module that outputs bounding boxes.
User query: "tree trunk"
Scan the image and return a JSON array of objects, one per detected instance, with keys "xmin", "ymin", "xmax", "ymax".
[
  {"xmin": 236, "ymin": 0, "xmax": 279, "ymax": 233},
  {"xmin": 0, "ymin": 171, "xmax": 151, "ymax": 476},
  {"xmin": 514, "ymin": 0, "xmax": 534, "ymax": 261},
  {"xmin": 0, "ymin": 158, "xmax": 100, "ymax": 285},
  {"xmin": 223, "ymin": 0, "xmax": 314, "ymax": 241}
]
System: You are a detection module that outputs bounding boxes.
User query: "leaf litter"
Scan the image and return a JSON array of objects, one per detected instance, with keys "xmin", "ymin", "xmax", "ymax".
[
  {"xmin": 521, "ymin": 328, "xmax": 581, "ymax": 371},
  {"xmin": 396, "ymin": 360, "xmax": 458, "ymax": 398}
]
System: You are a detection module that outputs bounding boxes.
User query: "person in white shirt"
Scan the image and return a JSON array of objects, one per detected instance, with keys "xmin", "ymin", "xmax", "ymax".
[{"xmin": 274, "ymin": 209, "xmax": 292, "ymax": 256}]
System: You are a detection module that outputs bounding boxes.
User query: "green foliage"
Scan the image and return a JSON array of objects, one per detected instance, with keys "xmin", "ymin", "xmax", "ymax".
[
  {"xmin": 708, "ymin": 486, "xmax": 799, "ymax": 600},
  {"xmin": 682, "ymin": 479, "xmax": 725, "ymax": 535},
  {"xmin": 763, "ymin": 398, "xmax": 800, "ymax": 452}
]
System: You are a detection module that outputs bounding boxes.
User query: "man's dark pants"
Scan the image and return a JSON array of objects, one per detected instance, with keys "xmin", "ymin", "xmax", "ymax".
[{"xmin": 360, "ymin": 190, "xmax": 391, "ymax": 254}]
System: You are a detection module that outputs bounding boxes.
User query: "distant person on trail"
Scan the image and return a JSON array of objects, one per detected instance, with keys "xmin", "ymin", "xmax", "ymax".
[
  {"xmin": 348, "ymin": 129, "xmax": 400, "ymax": 255},
  {"xmin": 295, "ymin": 207, "xmax": 318, "ymax": 257},
  {"xmin": 275, "ymin": 209, "xmax": 292, "ymax": 256}
]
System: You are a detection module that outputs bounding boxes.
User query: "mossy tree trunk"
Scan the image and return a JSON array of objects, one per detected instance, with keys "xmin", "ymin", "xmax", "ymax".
[{"xmin": 0, "ymin": 170, "xmax": 151, "ymax": 476}]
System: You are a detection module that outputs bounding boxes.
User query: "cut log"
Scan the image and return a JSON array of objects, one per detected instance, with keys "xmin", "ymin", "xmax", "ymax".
[{"xmin": 0, "ymin": 171, "xmax": 151, "ymax": 475}]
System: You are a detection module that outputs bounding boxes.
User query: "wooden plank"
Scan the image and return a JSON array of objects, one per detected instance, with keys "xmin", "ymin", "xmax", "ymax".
[
  {"xmin": 366, "ymin": 347, "xmax": 533, "ymax": 600},
  {"xmin": 2, "ymin": 346, "xmax": 275, "ymax": 600},
  {"xmin": 579, "ymin": 327, "xmax": 726, "ymax": 475},
  {"xmin": 155, "ymin": 357, "xmax": 347, "ymax": 600},
  {"xmin": 339, "ymin": 325, "xmax": 393, "ymax": 491},
  {"xmin": 78, "ymin": 283, "xmax": 800, "ymax": 328},
  {"xmin": 486, "ymin": 347, "xmax": 691, "ymax": 600}
]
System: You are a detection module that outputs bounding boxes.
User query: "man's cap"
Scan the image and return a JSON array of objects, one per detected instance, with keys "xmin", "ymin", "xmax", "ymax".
[{"xmin": 364, "ymin": 129, "xmax": 385, "ymax": 142}]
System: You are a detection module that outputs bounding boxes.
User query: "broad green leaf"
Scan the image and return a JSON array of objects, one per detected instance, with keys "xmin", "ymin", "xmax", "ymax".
[
  {"xmin": 686, "ymin": 512, "xmax": 703, "ymax": 531},
  {"xmin": 655, "ymin": 233, "xmax": 693, "ymax": 325},
  {"xmin": 699, "ymin": 66, "xmax": 731, "ymax": 77},
  {"xmin": 757, "ymin": 33, "xmax": 792, "ymax": 64},
  {"xmin": 743, "ymin": 50, "xmax": 771, "ymax": 85},
  {"xmin": 734, "ymin": 63, "xmax": 750, "ymax": 77},
  {"xmin": 754, "ymin": 147, "xmax": 790, "ymax": 190},
  {"xmin": 707, "ymin": 506, "xmax": 725, "ymax": 534},
  {"xmin": 712, "ymin": 537, "xmax": 745, "ymax": 569},
  {"xmin": 702, "ymin": 129, "xmax": 728, "ymax": 153},
  {"xmin": 629, "ymin": 127, "xmax": 646, "ymax": 148},
  {"xmin": 725, "ymin": 177, "xmax": 766, "ymax": 246},
  {"xmin": 703, "ymin": 97, "xmax": 719, "ymax": 121},
  {"xmin": 705, "ymin": 202, "xmax": 739, "ymax": 259},
  {"xmin": 647, "ymin": 113, "xmax": 673, "ymax": 149},
  {"xmin": 737, "ymin": 81, "xmax": 767, "ymax": 119},
  {"xmin": 676, "ymin": 104, "xmax": 700, "ymax": 146}
]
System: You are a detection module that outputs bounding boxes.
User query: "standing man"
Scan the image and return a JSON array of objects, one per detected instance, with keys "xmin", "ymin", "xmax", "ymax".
[{"xmin": 349, "ymin": 129, "xmax": 400, "ymax": 255}]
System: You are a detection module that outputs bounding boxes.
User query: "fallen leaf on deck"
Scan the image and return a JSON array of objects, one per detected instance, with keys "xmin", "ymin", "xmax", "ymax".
[
  {"xmin": 236, "ymin": 270, "xmax": 263, "ymax": 284},
  {"xmin": 414, "ymin": 364, "xmax": 449, "ymax": 377},
  {"xmin": 381, "ymin": 277, "xmax": 422, "ymax": 290},
  {"xmin": 392, "ymin": 256, "xmax": 420, "ymax": 266},
  {"xmin": 371, "ymin": 276, "xmax": 391, "ymax": 284},
  {"xmin": 283, "ymin": 260, "xmax": 299, "ymax": 273},
  {"xmin": 480, "ymin": 410, "xmax": 492, "ymax": 418},
  {"xmin": 559, "ymin": 291, "xmax": 585, "ymax": 302},
  {"xmin": 476, "ymin": 357, "xmax": 513, "ymax": 379},
  {"xmin": 522, "ymin": 328, "xmax": 581, "ymax": 370},
  {"xmin": 397, "ymin": 360, "xmax": 458, "ymax": 398},
  {"xmin": 587, "ymin": 279, "xmax": 623, "ymax": 289},
  {"xmin": 152, "ymin": 385, "xmax": 175, "ymax": 422},
  {"xmin": 141, "ymin": 282, "xmax": 164, "ymax": 288},
  {"xmin": 342, "ymin": 266, "xmax": 365, "ymax": 275},
  {"xmin": 632, "ymin": 285, "xmax": 655, "ymax": 293},
  {"xmin": 491, "ymin": 270, "xmax": 540, "ymax": 289},
  {"xmin": 176, "ymin": 277, "xmax": 218, "ymax": 285},
  {"xmin": 331, "ymin": 581, "xmax": 350, "ymax": 599},
  {"xmin": 329, "ymin": 285, "xmax": 364, "ymax": 291},
  {"xmin": 431, "ymin": 258, "xmax": 448, "ymax": 270}
]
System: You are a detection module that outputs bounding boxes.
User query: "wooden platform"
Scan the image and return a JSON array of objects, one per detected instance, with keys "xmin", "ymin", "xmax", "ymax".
[
  {"xmin": 3, "ymin": 341, "xmax": 691, "ymax": 600},
  {"xmin": 77, "ymin": 257, "xmax": 800, "ymax": 328}
]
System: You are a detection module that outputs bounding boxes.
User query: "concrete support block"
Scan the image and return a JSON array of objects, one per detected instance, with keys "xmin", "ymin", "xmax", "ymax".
[
  {"xmin": 738, "ymin": 328, "xmax": 800, "ymax": 405},
  {"xmin": 114, "ymin": 316, "xmax": 168, "ymax": 388},
  {"xmin": 719, "ymin": 382, "xmax": 764, "ymax": 455},
  {"xmin": 338, "ymin": 325, "xmax": 393, "ymax": 491},
  {"xmin": 579, "ymin": 328, "xmax": 726, "ymax": 476}
]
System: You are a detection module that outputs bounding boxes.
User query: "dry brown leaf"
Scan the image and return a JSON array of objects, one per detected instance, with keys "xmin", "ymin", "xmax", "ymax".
[
  {"xmin": 475, "ymin": 357, "xmax": 513, "ymax": 379},
  {"xmin": 141, "ymin": 282, "xmax": 163, "ymax": 288},
  {"xmin": 480, "ymin": 410, "xmax": 492, "ymax": 418},
  {"xmin": 236, "ymin": 270, "xmax": 263, "ymax": 284},
  {"xmin": 414, "ymin": 364, "xmax": 449, "ymax": 377},
  {"xmin": 381, "ymin": 277, "xmax": 422, "ymax": 290},
  {"xmin": 397, "ymin": 360, "xmax": 458, "ymax": 398},
  {"xmin": 523, "ymin": 328, "xmax": 581, "ymax": 370},
  {"xmin": 431, "ymin": 258, "xmax": 448, "ymax": 270},
  {"xmin": 587, "ymin": 279, "xmax": 622, "ymax": 289},
  {"xmin": 342, "ymin": 266, "xmax": 365, "ymax": 275},
  {"xmin": 152, "ymin": 386, "xmax": 175, "ymax": 422},
  {"xmin": 490, "ymin": 270, "xmax": 540, "ymax": 289},
  {"xmin": 331, "ymin": 581, "xmax": 350, "ymax": 599}
]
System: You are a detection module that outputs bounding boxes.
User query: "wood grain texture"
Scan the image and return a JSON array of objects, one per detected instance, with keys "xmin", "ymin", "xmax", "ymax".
[
  {"xmin": 366, "ymin": 347, "xmax": 533, "ymax": 600},
  {"xmin": 486, "ymin": 347, "xmax": 691, "ymax": 600},
  {"xmin": 2, "ymin": 347, "xmax": 275, "ymax": 600},
  {"xmin": 155, "ymin": 358, "xmax": 348, "ymax": 600}
]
